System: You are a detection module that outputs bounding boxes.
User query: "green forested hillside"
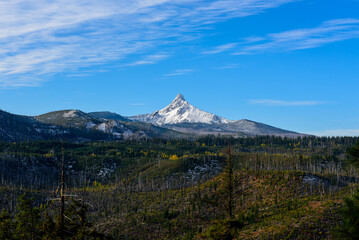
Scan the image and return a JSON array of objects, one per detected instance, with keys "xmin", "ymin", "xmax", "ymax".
[{"xmin": 0, "ymin": 136, "xmax": 358, "ymax": 239}]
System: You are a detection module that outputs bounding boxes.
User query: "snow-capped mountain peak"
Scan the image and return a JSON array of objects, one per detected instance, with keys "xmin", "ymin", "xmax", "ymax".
[
  {"xmin": 130, "ymin": 94, "xmax": 231, "ymax": 125},
  {"xmin": 175, "ymin": 93, "xmax": 185, "ymax": 100},
  {"xmin": 159, "ymin": 93, "xmax": 191, "ymax": 114}
]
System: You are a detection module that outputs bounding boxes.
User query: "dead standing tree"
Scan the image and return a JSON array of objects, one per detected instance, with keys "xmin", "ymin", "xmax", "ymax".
[
  {"xmin": 222, "ymin": 145, "xmax": 234, "ymax": 219},
  {"xmin": 60, "ymin": 140, "xmax": 65, "ymax": 240}
]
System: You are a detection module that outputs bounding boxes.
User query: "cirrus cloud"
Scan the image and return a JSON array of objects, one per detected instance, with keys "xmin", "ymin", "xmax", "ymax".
[
  {"xmin": 233, "ymin": 18, "xmax": 359, "ymax": 55},
  {"xmin": 164, "ymin": 69, "xmax": 195, "ymax": 77},
  {"xmin": 0, "ymin": 0, "xmax": 296, "ymax": 88},
  {"xmin": 248, "ymin": 99, "xmax": 327, "ymax": 106},
  {"xmin": 205, "ymin": 18, "xmax": 359, "ymax": 56}
]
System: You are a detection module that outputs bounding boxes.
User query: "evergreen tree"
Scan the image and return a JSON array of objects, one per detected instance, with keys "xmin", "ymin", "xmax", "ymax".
[
  {"xmin": 347, "ymin": 143, "xmax": 359, "ymax": 169},
  {"xmin": 335, "ymin": 188, "xmax": 359, "ymax": 240},
  {"xmin": 335, "ymin": 143, "xmax": 359, "ymax": 239},
  {"xmin": 40, "ymin": 211, "xmax": 59, "ymax": 240},
  {"xmin": 0, "ymin": 209, "xmax": 15, "ymax": 240},
  {"xmin": 203, "ymin": 146, "xmax": 244, "ymax": 240},
  {"xmin": 41, "ymin": 198, "xmax": 105, "ymax": 240},
  {"xmin": 64, "ymin": 198, "xmax": 92, "ymax": 239},
  {"xmin": 14, "ymin": 194, "xmax": 41, "ymax": 240}
]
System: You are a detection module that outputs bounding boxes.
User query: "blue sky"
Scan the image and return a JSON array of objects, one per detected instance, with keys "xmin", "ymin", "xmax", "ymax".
[{"xmin": 1, "ymin": 0, "xmax": 359, "ymax": 136}]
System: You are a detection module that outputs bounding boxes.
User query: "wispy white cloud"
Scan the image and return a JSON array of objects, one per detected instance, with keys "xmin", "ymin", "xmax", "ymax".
[
  {"xmin": 67, "ymin": 73, "xmax": 92, "ymax": 78},
  {"xmin": 216, "ymin": 63, "xmax": 239, "ymax": 69},
  {"xmin": 241, "ymin": 36, "xmax": 266, "ymax": 44},
  {"xmin": 202, "ymin": 43, "xmax": 238, "ymax": 54},
  {"xmin": 311, "ymin": 129, "xmax": 359, "ymax": 137},
  {"xmin": 126, "ymin": 54, "xmax": 169, "ymax": 66},
  {"xmin": 232, "ymin": 18, "xmax": 359, "ymax": 55},
  {"xmin": 164, "ymin": 69, "xmax": 195, "ymax": 76},
  {"xmin": 0, "ymin": 0, "xmax": 295, "ymax": 87},
  {"xmin": 0, "ymin": 77, "xmax": 43, "ymax": 89},
  {"xmin": 248, "ymin": 99, "xmax": 327, "ymax": 106}
]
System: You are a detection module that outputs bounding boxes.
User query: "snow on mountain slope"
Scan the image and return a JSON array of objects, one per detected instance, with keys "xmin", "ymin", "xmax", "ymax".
[
  {"xmin": 36, "ymin": 110, "xmax": 101, "ymax": 128},
  {"xmin": 95, "ymin": 120, "xmax": 138, "ymax": 139},
  {"xmin": 63, "ymin": 110, "xmax": 78, "ymax": 118},
  {"xmin": 130, "ymin": 94, "xmax": 231, "ymax": 125},
  {"xmin": 35, "ymin": 109, "xmax": 187, "ymax": 140},
  {"xmin": 129, "ymin": 93, "xmax": 306, "ymax": 138},
  {"xmin": 36, "ymin": 110, "xmax": 145, "ymax": 139}
]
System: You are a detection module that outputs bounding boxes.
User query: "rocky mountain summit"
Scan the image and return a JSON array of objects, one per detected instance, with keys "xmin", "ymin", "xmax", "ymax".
[
  {"xmin": 130, "ymin": 94, "xmax": 230, "ymax": 125},
  {"xmin": 129, "ymin": 94, "xmax": 305, "ymax": 138}
]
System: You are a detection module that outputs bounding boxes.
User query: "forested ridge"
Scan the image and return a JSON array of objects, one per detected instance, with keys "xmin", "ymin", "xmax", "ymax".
[{"xmin": 1, "ymin": 136, "xmax": 359, "ymax": 239}]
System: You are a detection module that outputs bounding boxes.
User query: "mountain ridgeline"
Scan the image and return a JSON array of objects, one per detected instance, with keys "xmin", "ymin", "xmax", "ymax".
[
  {"xmin": 0, "ymin": 94, "xmax": 305, "ymax": 141},
  {"xmin": 129, "ymin": 94, "xmax": 304, "ymax": 138}
]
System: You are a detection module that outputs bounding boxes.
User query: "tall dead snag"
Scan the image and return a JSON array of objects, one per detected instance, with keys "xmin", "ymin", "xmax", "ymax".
[
  {"xmin": 223, "ymin": 146, "xmax": 234, "ymax": 219},
  {"xmin": 200, "ymin": 146, "xmax": 240, "ymax": 240},
  {"xmin": 60, "ymin": 140, "xmax": 65, "ymax": 240}
]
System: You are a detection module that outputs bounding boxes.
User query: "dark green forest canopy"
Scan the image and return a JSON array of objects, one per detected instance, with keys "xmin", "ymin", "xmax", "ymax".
[{"xmin": 0, "ymin": 136, "xmax": 359, "ymax": 239}]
